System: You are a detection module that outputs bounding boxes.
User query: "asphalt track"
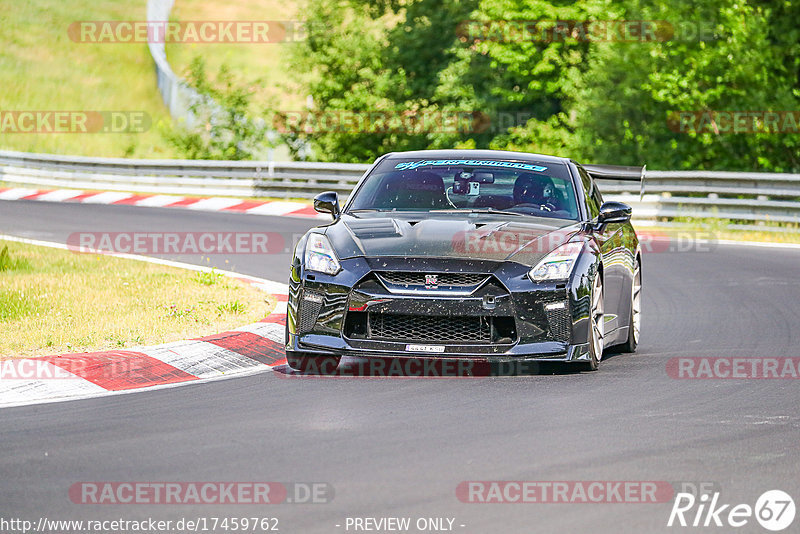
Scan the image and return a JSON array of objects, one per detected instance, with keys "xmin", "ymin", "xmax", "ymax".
[{"xmin": 1, "ymin": 199, "xmax": 799, "ymax": 533}]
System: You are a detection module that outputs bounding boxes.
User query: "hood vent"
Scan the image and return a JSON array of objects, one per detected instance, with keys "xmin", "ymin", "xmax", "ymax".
[{"xmin": 347, "ymin": 218, "xmax": 402, "ymax": 239}]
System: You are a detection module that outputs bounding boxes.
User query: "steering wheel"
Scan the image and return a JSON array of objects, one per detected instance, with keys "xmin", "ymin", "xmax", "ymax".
[{"xmin": 515, "ymin": 202, "xmax": 557, "ymax": 213}]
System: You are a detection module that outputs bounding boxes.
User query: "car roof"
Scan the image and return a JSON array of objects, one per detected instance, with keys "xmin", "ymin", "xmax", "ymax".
[{"xmin": 381, "ymin": 149, "xmax": 572, "ymax": 165}]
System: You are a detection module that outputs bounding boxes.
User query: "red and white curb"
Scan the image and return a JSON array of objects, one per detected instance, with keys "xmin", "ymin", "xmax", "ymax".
[
  {"xmin": 0, "ymin": 236, "xmax": 291, "ymax": 409},
  {"xmin": 0, "ymin": 187, "xmax": 323, "ymax": 219}
]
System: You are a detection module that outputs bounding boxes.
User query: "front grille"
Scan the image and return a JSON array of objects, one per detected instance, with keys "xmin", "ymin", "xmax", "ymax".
[
  {"xmin": 364, "ymin": 313, "xmax": 515, "ymax": 344},
  {"xmin": 369, "ymin": 313, "xmax": 490, "ymax": 343},
  {"xmin": 378, "ymin": 272, "xmax": 488, "ymax": 287}
]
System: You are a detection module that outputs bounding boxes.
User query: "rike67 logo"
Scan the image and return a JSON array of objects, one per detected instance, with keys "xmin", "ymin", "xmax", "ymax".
[{"xmin": 668, "ymin": 489, "xmax": 795, "ymax": 531}]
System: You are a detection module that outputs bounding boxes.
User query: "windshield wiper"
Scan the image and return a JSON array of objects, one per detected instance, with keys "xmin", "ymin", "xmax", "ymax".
[
  {"xmin": 470, "ymin": 208, "xmax": 524, "ymax": 216},
  {"xmin": 348, "ymin": 208, "xmax": 395, "ymax": 213},
  {"xmin": 430, "ymin": 208, "xmax": 523, "ymax": 217}
]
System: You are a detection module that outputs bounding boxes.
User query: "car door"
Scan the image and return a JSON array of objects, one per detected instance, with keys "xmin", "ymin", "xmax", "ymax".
[{"xmin": 577, "ymin": 166, "xmax": 626, "ymax": 341}]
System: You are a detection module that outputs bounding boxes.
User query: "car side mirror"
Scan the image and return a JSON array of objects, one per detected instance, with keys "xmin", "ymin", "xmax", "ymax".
[
  {"xmin": 314, "ymin": 191, "xmax": 341, "ymax": 220},
  {"xmin": 597, "ymin": 201, "xmax": 632, "ymax": 225}
]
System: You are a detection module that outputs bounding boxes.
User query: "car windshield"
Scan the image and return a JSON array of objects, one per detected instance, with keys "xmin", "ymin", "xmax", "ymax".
[{"xmin": 347, "ymin": 157, "xmax": 579, "ymax": 220}]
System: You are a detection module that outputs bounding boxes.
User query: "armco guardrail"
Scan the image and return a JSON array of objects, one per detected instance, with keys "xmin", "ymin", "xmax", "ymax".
[
  {"xmin": 147, "ymin": 0, "xmax": 201, "ymax": 127},
  {"xmin": 1, "ymin": 150, "xmax": 798, "ymax": 226},
  {"xmin": 146, "ymin": 0, "xmax": 284, "ymax": 157},
  {"xmin": 0, "ymin": 150, "xmax": 369, "ymax": 199}
]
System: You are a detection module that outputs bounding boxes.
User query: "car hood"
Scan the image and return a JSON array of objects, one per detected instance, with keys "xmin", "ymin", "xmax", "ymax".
[{"xmin": 324, "ymin": 214, "xmax": 582, "ymax": 266}]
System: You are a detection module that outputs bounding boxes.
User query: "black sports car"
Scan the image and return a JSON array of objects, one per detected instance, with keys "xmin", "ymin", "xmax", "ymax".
[{"xmin": 286, "ymin": 150, "xmax": 643, "ymax": 373}]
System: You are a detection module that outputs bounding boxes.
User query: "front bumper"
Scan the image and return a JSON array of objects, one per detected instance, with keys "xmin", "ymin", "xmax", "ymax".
[{"xmin": 287, "ymin": 256, "xmax": 593, "ymax": 363}]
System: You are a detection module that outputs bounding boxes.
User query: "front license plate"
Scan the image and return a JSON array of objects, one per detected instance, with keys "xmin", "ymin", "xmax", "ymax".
[{"xmin": 406, "ymin": 344, "xmax": 445, "ymax": 353}]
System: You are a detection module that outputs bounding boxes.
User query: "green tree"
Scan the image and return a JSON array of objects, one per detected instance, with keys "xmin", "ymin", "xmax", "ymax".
[
  {"xmin": 164, "ymin": 57, "xmax": 273, "ymax": 160},
  {"xmin": 288, "ymin": 0, "xmax": 800, "ymax": 171},
  {"xmin": 568, "ymin": 0, "xmax": 800, "ymax": 171}
]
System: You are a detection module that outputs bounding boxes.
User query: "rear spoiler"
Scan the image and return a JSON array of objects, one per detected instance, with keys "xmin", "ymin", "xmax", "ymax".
[{"xmin": 582, "ymin": 164, "xmax": 646, "ymax": 199}]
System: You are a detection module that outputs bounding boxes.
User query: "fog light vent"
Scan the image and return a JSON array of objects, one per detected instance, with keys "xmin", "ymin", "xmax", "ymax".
[
  {"xmin": 545, "ymin": 301, "xmax": 571, "ymax": 342},
  {"xmin": 298, "ymin": 292, "xmax": 323, "ymax": 333}
]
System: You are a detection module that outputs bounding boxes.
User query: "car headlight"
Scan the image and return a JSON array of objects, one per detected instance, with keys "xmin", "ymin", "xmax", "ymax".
[
  {"xmin": 305, "ymin": 233, "xmax": 341, "ymax": 275},
  {"xmin": 529, "ymin": 242, "xmax": 584, "ymax": 282}
]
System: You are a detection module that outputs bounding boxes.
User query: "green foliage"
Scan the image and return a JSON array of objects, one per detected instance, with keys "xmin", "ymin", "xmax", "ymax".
[
  {"xmin": 163, "ymin": 57, "xmax": 274, "ymax": 160},
  {"xmin": 0, "ymin": 246, "xmax": 11, "ymax": 272},
  {"xmin": 194, "ymin": 268, "xmax": 223, "ymax": 286},
  {"xmin": 0, "ymin": 245, "xmax": 31, "ymax": 272},
  {"xmin": 216, "ymin": 300, "xmax": 246, "ymax": 315},
  {"xmin": 569, "ymin": 0, "xmax": 800, "ymax": 171},
  {"xmin": 282, "ymin": 0, "xmax": 407, "ymax": 162},
  {"xmin": 287, "ymin": 0, "xmax": 800, "ymax": 171}
]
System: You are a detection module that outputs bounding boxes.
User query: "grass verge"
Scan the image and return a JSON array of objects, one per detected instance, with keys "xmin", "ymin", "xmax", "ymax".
[
  {"xmin": 0, "ymin": 0, "xmax": 176, "ymax": 158},
  {"xmin": 0, "ymin": 240, "xmax": 276, "ymax": 358},
  {"xmin": 165, "ymin": 0, "xmax": 304, "ymax": 111}
]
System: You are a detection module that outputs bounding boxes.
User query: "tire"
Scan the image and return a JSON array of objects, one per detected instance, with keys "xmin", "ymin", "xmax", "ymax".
[
  {"xmin": 584, "ymin": 273, "xmax": 604, "ymax": 371},
  {"xmin": 286, "ymin": 352, "xmax": 341, "ymax": 374},
  {"xmin": 619, "ymin": 260, "xmax": 641, "ymax": 353}
]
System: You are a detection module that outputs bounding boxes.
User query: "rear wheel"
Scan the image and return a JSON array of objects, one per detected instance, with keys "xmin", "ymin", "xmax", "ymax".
[
  {"xmin": 286, "ymin": 352, "xmax": 341, "ymax": 374},
  {"xmin": 619, "ymin": 261, "xmax": 641, "ymax": 353},
  {"xmin": 584, "ymin": 274, "xmax": 605, "ymax": 371}
]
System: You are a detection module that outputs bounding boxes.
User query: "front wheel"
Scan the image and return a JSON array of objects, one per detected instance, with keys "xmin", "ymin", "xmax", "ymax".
[
  {"xmin": 286, "ymin": 352, "xmax": 341, "ymax": 374},
  {"xmin": 619, "ymin": 261, "xmax": 641, "ymax": 353},
  {"xmin": 584, "ymin": 273, "xmax": 604, "ymax": 371}
]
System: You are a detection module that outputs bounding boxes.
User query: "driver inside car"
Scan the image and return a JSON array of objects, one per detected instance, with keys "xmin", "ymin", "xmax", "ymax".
[{"xmin": 513, "ymin": 173, "xmax": 563, "ymax": 212}]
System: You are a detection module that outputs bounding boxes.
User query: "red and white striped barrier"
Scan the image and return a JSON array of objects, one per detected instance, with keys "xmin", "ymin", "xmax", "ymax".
[
  {"xmin": 0, "ymin": 238, "xmax": 293, "ymax": 408},
  {"xmin": 0, "ymin": 302, "xmax": 289, "ymax": 408},
  {"xmin": 0, "ymin": 187, "xmax": 322, "ymax": 218}
]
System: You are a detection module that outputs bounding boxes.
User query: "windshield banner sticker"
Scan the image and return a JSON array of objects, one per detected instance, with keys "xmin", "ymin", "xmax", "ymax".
[{"xmin": 394, "ymin": 159, "xmax": 548, "ymax": 172}]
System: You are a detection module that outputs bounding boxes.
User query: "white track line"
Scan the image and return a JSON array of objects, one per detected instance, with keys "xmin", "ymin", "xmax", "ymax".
[
  {"xmin": 714, "ymin": 239, "xmax": 800, "ymax": 250},
  {"xmin": 0, "ymin": 234, "xmax": 290, "ymax": 289}
]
